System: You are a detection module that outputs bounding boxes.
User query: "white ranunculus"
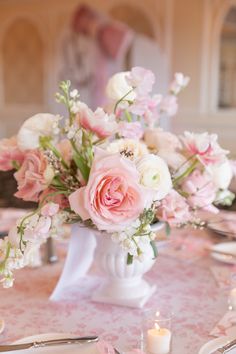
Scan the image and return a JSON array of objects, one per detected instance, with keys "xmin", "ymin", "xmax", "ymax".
[
  {"xmin": 107, "ymin": 138, "xmax": 148, "ymax": 161},
  {"xmin": 105, "ymin": 72, "xmax": 136, "ymax": 101},
  {"xmin": 17, "ymin": 113, "xmax": 58, "ymax": 150},
  {"xmin": 136, "ymin": 154, "xmax": 172, "ymax": 200},
  {"xmin": 207, "ymin": 160, "xmax": 233, "ymax": 190}
]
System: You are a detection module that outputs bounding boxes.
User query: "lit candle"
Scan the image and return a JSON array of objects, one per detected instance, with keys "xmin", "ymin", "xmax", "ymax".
[
  {"xmin": 229, "ymin": 288, "xmax": 236, "ymax": 310},
  {"xmin": 147, "ymin": 323, "xmax": 171, "ymax": 354}
]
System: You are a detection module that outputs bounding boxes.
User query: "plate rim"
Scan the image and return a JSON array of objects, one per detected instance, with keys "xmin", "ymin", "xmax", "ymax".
[{"xmin": 198, "ymin": 335, "xmax": 234, "ymax": 354}]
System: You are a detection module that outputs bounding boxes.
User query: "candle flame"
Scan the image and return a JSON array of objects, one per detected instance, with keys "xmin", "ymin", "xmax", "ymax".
[
  {"xmin": 155, "ymin": 323, "xmax": 160, "ymax": 331},
  {"xmin": 155, "ymin": 311, "xmax": 160, "ymax": 317}
]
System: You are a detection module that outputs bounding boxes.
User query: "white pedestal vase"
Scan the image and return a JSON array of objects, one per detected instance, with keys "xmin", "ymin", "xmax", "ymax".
[
  {"xmin": 92, "ymin": 223, "xmax": 163, "ymax": 308},
  {"xmin": 50, "ymin": 223, "xmax": 163, "ymax": 308}
]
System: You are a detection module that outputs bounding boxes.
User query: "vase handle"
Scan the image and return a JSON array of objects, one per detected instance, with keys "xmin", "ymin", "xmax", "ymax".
[{"xmin": 50, "ymin": 225, "xmax": 97, "ymax": 300}]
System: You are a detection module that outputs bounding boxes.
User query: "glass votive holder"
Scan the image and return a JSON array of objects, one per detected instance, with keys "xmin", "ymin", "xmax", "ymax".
[
  {"xmin": 228, "ymin": 273, "xmax": 236, "ymax": 310},
  {"xmin": 141, "ymin": 310, "xmax": 173, "ymax": 354}
]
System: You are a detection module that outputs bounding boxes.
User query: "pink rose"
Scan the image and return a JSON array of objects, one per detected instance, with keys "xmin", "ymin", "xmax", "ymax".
[
  {"xmin": 181, "ymin": 131, "xmax": 228, "ymax": 165},
  {"xmin": 69, "ymin": 149, "xmax": 150, "ymax": 232},
  {"xmin": 14, "ymin": 150, "xmax": 53, "ymax": 202},
  {"xmin": 0, "ymin": 136, "xmax": 24, "ymax": 171},
  {"xmin": 118, "ymin": 121, "xmax": 143, "ymax": 139},
  {"xmin": 156, "ymin": 190, "xmax": 191, "ymax": 226},
  {"xmin": 77, "ymin": 103, "xmax": 118, "ymax": 138},
  {"xmin": 181, "ymin": 170, "xmax": 218, "ymax": 213},
  {"xmin": 126, "ymin": 67, "xmax": 155, "ymax": 95},
  {"xmin": 41, "ymin": 202, "xmax": 59, "ymax": 217},
  {"xmin": 159, "ymin": 95, "xmax": 178, "ymax": 116}
]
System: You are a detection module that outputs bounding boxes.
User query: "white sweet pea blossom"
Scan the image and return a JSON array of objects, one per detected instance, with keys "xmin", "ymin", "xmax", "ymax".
[
  {"xmin": 106, "ymin": 72, "xmax": 136, "ymax": 101},
  {"xmin": 17, "ymin": 113, "xmax": 59, "ymax": 150},
  {"xmin": 136, "ymin": 154, "xmax": 172, "ymax": 200},
  {"xmin": 207, "ymin": 159, "xmax": 233, "ymax": 190},
  {"xmin": 170, "ymin": 73, "xmax": 190, "ymax": 95}
]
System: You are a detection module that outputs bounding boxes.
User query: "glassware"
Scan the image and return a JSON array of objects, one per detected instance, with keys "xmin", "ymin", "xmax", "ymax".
[
  {"xmin": 141, "ymin": 309, "xmax": 173, "ymax": 354},
  {"xmin": 228, "ymin": 273, "xmax": 236, "ymax": 310}
]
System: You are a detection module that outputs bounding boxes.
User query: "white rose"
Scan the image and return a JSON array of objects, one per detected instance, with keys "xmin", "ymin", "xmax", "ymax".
[
  {"xmin": 106, "ymin": 72, "xmax": 136, "ymax": 101},
  {"xmin": 17, "ymin": 113, "xmax": 58, "ymax": 150},
  {"xmin": 136, "ymin": 154, "xmax": 172, "ymax": 200},
  {"xmin": 207, "ymin": 160, "xmax": 233, "ymax": 190}
]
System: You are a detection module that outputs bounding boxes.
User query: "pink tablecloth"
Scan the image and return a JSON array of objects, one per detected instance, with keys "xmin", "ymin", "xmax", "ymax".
[{"xmin": 0, "ymin": 228, "xmax": 230, "ymax": 354}]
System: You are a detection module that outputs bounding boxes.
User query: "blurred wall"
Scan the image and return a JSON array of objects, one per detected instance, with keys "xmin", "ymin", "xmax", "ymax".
[
  {"xmin": 0, "ymin": 0, "xmax": 236, "ymax": 152},
  {"xmin": 0, "ymin": 0, "xmax": 172, "ymax": 137}
]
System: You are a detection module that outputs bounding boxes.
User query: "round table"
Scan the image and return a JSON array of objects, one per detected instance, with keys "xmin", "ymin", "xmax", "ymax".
[{"xmin": 0, "ymin": 228, "xmax": 229, "ymax": 354}]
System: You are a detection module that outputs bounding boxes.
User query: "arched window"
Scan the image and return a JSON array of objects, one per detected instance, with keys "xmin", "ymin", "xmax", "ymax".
[
  {"xmin": 219, "ymin": 7, "xmax": 236, "ymax": 108},
  {"xmin": 2, "ymin": 19, "xmax": 44, "ymax": 105}
]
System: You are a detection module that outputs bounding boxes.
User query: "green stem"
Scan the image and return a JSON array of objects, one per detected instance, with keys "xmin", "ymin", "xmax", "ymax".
[
  {"xmin": 173, "ymin": 159, "xmax": 198, "ymax": 186},
  {"xmin": 40, "ymin": 138, "xmax": 69, "ymax": 170},
  {"xmin": 114, "ymin": 88, "xmax": 135, "ymax": 114},
  {"xmin": 124, "ymin": 110, "xmax": 132, "ymax": 122},
  {"xmin": 0, "ymin": 242, "xmax": 11, "ymax": 271}
]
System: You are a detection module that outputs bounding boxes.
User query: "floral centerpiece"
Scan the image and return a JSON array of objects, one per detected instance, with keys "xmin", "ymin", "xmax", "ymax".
[{"xmin": 0, "ymin": 67, "xmax": 234, "ymax": 289}]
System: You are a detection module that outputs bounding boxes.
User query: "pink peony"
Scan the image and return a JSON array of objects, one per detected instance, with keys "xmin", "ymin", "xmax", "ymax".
[
  {"xmin": 0, "ymin": 136, "xmax": 24, "ymax": 171},
  {"xmin": 181, "ymin": 131, "xmax": 228, "ymax": 165},
  {"xmin": 41, "ymin": 202, "xmax": 59, "ymax": 217},
  {"xmin": 69, "ymin": 148, "xmax": 150, "ymax": 232},
  {"xmin": 156, "ymin": 190, "xmax": 191, "ymax": 226},
  {"xmin": 126, "ymin": 67, "xmax": 155, "ymax": 95},
  {"xmin": 159, "ymin": 95, "xmax": 178, "ymax": 116},
  {"xmin": 181, "ymin": 170, "xmax": 218, "ymax": 213},
  {"xmin": 14, "ymin": 150, "xmax": 53, "ymax": 202},
  {"xmin": 118, "ymin": 121, "xmax": 143, "ymax": 139},
  {"xmin": 77, "ymin": 103, "xmax": 118, "ymax": 138}
]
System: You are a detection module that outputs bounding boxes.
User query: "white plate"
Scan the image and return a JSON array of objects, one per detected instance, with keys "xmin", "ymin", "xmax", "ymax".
[
  {"xmin": 11, "ymin": 333, "xmax": 99, "ymax": 354},
  {"xmin": 199, "ymin": 335, "xmax": 236, "ymax": 354},
  {"xmin": 210, "ymin": 242, "xmax": 236, "ymax": 264}
]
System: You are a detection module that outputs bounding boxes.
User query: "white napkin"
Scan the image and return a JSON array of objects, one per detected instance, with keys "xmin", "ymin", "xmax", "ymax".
[{"xmin": 50, "ymin": 224, "xmax": 97, "ymax": 300}]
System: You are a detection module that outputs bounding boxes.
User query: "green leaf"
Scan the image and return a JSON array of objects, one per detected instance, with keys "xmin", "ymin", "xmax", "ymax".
[
  {"xmin": 73, "ymin": 154, "xmax": 90, "ymax": 182},
  {"xmin": 150, "ymin": 240, "xmax": 158, "ymax": 259},
  {"xmin": 127, "ymin": 253, "xmax": 133, "ymax": 265},
  {"xmin": 165, "ymin": 222, "xmax": 171, "ymax": 236}
]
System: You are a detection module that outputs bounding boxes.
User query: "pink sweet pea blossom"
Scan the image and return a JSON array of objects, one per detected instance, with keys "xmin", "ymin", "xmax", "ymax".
[
  {"xmin": 181, "ymin": 131, "xmax": 228, "ymax": 165},
  {"xmin": 14, "ymin": 150, "xmax": 53, "ymax": 202},
  {"xmin": 144, "ymin": 127, "xmax": 182, "ymax": 151},
  {"xmin": 181, "ymin": 170, "xmax": 218, "ymax": 213},
  {"xmin": 159, "ymin": 95, "xmax": 178, "ymax": 116},
  {"xmin": 69, "ymin": 148, "xmax": 151, "ymax": 232},
  {"xmin": 128, "ymin": 94, "xmax": 162, "ymax": 116},
  {"xmin": 126, "ymin": 66, "xmax": 155, "ymax": 95},
  {"xmin": 118, "ymin": 121, "xmax": 143, "ymax": 139},
  {"xmin": 41, "ymin": 202, "xmax": 59, "ymax": 217},
  {"xmin": 156, "ymin": 190, "xmax": 191, "ymax": 226},
  {"xmin": 77, "ymin": 103, "xmax": 118, "ymax": 138},
  {"xmin": 0, "ymin": 136, "xmax": 24, "ymax": 171},
  {"xmin": 57, "ymin": 139, "xmax": 72, "ymax": 164}
]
